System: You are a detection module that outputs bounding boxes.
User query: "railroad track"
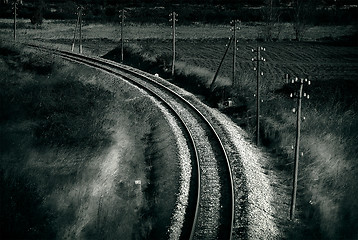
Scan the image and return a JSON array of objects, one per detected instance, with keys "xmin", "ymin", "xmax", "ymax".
[{"xmin": 26, "ymin": 44, "xmax": 235, "ymax": 240}]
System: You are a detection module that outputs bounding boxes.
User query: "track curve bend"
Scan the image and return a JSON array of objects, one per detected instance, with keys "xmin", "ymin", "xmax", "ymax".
[{"xmin": 26, "ymin": 44, "xmax": 235, "ymax": 240}]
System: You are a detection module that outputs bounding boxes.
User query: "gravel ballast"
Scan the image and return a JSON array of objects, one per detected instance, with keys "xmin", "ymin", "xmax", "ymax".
[
  {"xmin": 146, "ymin": 74, "xmax": 281, "ymax": 239},
  {"xmin": 59, "ymin": 54, "xmax": 281, "ymax": 239}
]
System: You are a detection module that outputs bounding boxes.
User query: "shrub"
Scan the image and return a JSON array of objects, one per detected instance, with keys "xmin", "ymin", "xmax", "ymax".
[
  {"xmin": 0, "ymin": 43, "xmax": 114, "ymax": 149},
  {"xmin": 30, "ymin": 0, "xmax": 45, "ymax": 27}
]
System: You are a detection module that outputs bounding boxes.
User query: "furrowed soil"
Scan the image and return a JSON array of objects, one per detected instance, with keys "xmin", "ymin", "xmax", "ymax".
[
  {"xmin": 0, "ymin": 43, "xmax": 180, "ymax": 239},
  {"xmin": 137, "ymin": 38, "xmax": 358, "ymax": 85}
]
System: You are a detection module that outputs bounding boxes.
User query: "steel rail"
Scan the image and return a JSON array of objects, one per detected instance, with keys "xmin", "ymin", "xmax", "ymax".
[{"xmin": 26, "ymin": 44, "xmax": 234, "ymax": 240}]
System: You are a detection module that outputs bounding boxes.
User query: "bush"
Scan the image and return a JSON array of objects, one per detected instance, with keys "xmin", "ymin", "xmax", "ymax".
[
  {"xmin": 0, "ymin": 43, "xmax": 114, "ymax": 149},
  {"xmin": 0, "ymin": 42, "xmax": 124, "ymax": 239},
  {"xmin": 30, "ymin": 0, "xmax": 45, "ymax": 27}
]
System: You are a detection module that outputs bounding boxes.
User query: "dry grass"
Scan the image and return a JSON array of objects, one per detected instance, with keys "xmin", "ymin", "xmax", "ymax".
[
  {"xmin": 0, "ymin": 41, "xmax": 180, "ymax": 239},
  {"xmin": 1, "ymin": 19, "xmax": 357, "ymax": 239},
  {"xmin": 1, "ymin": 18, "xmax": 355, "ymax": 54},
  {"xmin": 107, "ymin": 35, "xmax": 358, "ymax": 239}
]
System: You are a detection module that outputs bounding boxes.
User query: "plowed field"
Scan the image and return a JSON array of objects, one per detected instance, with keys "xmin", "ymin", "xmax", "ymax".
[{"xmin": 139, "ymin": 39, "xmax": 358, "ymax": 90}]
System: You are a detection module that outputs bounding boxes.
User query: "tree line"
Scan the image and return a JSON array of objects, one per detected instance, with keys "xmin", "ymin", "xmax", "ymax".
[{"xmin": 0, "ymin": 0, "xmax": 356, "ymax": 28}]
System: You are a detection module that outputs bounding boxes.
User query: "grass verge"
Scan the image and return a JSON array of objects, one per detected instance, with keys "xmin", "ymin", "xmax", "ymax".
[
  {"xmin": 1, "ymin": 41, "xmax": 183, "ymax": 239},
  {"xmin": 0, "ymin": 42, "xmax": 115, "ymax": 238},
  {"xmin": 0, "ymin": 42, "xmax": 165, "ymax": 240},
  {"xmin": 105, "ymin": 41, "xmax": 358, "ymax": 239}
]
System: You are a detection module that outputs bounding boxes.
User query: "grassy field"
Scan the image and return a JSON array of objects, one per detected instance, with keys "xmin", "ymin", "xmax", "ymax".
[
  {"xmin": 131, "ymin": 38, "xmax": 358, "ymax": 240},
  {"xmin": 102, "ymin": 25, "xmax": 358, "ymax": 239},
  {"xmin": 0, "ymin": 42, "xmax": 181, "ymax": 239},
  {"xmin": 0, "ymin": 18, "xmax": 355, "ymax": 54},
  {"xmin": 1, "ymin": 18, "xmax": 357, "ymax": 239}
]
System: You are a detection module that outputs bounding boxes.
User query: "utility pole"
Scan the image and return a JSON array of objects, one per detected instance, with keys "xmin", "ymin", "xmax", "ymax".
[
  {"xmin": 169, "ymin": 11, "xmax": 178, "ymax": 80},
  {"xmin": 13, "ymin": 0, "xmax": 17, "ymax": 41},
  {"xmin": 251, "ymin": 46, "xmax": 266, "ymax": 146},
  {"xmin": 8, "ymin": 0, "xmax": 22, "ymax": 41},
  {"xmin": 119, "ymin": 8, "xmax": 125, "ymax": 63},
  {"xmin": 78, "ymin": 6, "xmax": 83, "ymax": 54},
  {"xmin": 71, "ymin": 6, "xmax": 80, "ymax": 52},
  {"xmin": 231, "ymin": 20, "xmax": 240, "ymax": 87},
  {"xmin": 71, "ymin": 6, "xmax": 83, "ymax": 53},
  {"xmin": 289, "ymin": 77, "xmax": 310, "ymax": 220},
  {"xmin": 210, "ymin": 36, "xmax": 233, "ymax": 92}
]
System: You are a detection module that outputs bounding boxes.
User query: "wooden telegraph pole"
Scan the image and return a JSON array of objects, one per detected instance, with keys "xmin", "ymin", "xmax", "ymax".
[
  {"xmin": 120, "ymin": 9, "xmax": 125, "ymax": 63},
  {"xmin": 169, "ymin": 11, "xmax": 178, "ymax": 80},
  {"xmin": 10, "ymin": 0, "xmax": 22, "ymax": 41},
  {"xmin": 78, "ymin": 6, "xmax": 83, "ymax": 54},
  {"xmin": 71, "ymin": 6, "xmax": 83, "ymax": 53},
  {"xmin": 252, "ymin": 46, "xmax": 266, "ymax": 146},
  {"xmin": 289, "ymin": 77, "xmax": 310, "ymax": 220},
  {"xmin": 13, "ymin": 0, "xmax": 17, "ymax": 41},
  {"xmin": 71, "ymin": 7, "xmax": 80, "ymax": 52},
  {"xmin": 4, "ymin": 0, "xmax": 22, "ymax": 41},
  {"xmin": 231, "ymin": 20, "xmax": 240, "ymax": 87}
]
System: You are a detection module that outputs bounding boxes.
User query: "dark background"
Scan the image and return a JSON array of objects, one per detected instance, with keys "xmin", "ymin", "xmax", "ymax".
[{"xmin": 0, "ymin": 0, "xmax": 357, "ymax": 25}]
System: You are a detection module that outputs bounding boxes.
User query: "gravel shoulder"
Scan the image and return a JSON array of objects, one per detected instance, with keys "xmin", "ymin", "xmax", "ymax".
[
  {"xmin": 87, "ymin": 60, "xmax": 282, "ymax": 239},
  {"xmin": 182, "ymin": 92, "xmax": 282, "ymax": 239},
  {"xmin": 148, "ymin": 75, "xmax": 283, "ymax": 239}
]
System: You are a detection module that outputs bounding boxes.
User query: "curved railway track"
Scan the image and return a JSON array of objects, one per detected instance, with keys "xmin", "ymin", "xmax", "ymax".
[{"xmin": 27, "ymin": 44, "xmax": 235, "ymax": 240}]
